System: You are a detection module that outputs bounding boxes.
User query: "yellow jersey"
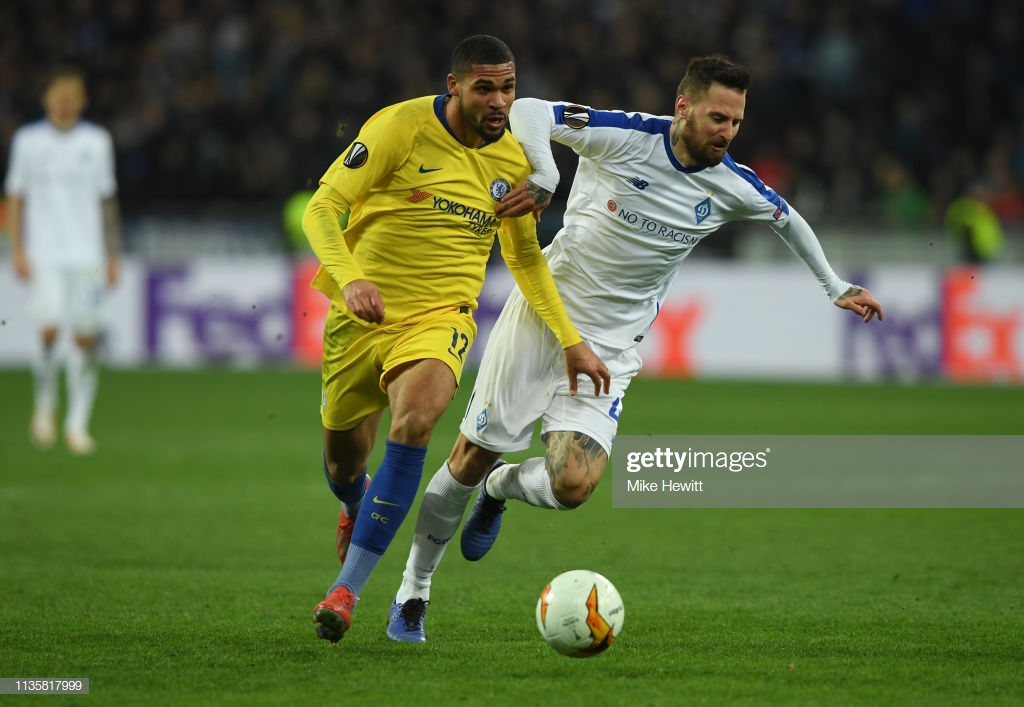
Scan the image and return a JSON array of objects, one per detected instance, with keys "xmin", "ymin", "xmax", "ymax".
[{"xmin": 306, "ymin": 94, "xmax": 580, "ymax": 347}]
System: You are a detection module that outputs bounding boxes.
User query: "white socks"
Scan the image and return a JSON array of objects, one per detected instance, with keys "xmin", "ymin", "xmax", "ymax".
[
  {"xmin": 394, "ymin": 457, "xmax": 573, "ymax": 604},
  {"xmin": 487, "ymin": 458, "xmax": 567, "ymax": 510},
  {"xmin": 31, "ymin": 343, "xmax": 59, "ymax": 418},
  {"xmin": 395, "ymin": 462, "xmax": 476, "ymax": 603},
  {"xmin": 65, "ymin": 346, "xmax": 98, "ymax": 435}
]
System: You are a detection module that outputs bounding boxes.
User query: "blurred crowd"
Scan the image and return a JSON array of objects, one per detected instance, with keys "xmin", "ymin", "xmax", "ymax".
[{"xmin": 1, "ymin": 0, "xmax": 1023, "ymax": 232}]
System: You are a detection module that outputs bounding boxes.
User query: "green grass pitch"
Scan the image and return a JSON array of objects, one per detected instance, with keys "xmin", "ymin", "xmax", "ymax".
[{"xmin": 1, "ymin": 369, "xmax": 1022, "ymax": 706}]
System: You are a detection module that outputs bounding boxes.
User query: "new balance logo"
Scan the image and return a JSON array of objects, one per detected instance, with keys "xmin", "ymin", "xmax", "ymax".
[
  {"xmin": 373, "ymin": 496, "xmax": 400, "ymax": 507},
  {"xmin": 627, "ymin": 176, "xmax": 649, "ymax": 190}
]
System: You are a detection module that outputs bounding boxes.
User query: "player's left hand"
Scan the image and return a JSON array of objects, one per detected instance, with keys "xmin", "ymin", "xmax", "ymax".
[
  {"xmin": 495, "ymin": 179, "xmax": 553, "ymax": 221},
  {"xmin": 835, "ymin": 285, "xmax": 884, "ymax": 322},
  {"xmin": 563, "ymin": 341, "xmax": 611, "ymax": 397}
]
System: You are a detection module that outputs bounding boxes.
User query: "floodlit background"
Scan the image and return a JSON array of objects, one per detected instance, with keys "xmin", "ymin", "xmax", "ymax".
[{"xmin": 1, "ymin": 0, "xmax": 1022, "ymax": 380}]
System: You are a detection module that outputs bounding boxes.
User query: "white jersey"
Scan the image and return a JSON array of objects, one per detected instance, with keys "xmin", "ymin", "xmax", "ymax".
[
  {"xmin": 510, "ymin": 98, "xmax": 850, "ymax": 350},
  {"xmin": 4, "ymin": 118, "xmax": 117, "ymax": 268}
]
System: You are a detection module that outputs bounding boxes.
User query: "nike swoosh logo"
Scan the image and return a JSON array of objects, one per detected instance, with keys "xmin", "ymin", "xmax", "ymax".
[
  {"xmin": 373, "ymin": 495, "xmax": 400, "ymax": 506},
  {"xmin": 419, "ymin": 165, "xmax": 442, "ymax": 173}
]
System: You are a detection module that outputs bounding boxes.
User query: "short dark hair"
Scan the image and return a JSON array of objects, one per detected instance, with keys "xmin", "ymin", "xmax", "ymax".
[
  {"xmin": 451, "ymin": 35, "xmax": 515, "ymax": 77},
  {"xmin": 44, "ymin": 64, "xmax": 87, "ymax": 90},
  {"xmin": 676, "ymin": 55, "xmax": 750, "ymax": 101}
]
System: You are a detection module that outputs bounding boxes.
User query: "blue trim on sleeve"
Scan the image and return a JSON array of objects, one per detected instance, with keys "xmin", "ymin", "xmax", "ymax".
[
  {"xmin": 593, "ymin": 110, "xmax": 669, "ymax": 135},
  {"xmin": 553, "ymin": 105, "xmax": 670, "ymax": 135},
  {"xmin": 723, "ymin": 154, "xmax": 789, "ymax": 214},
  {"xmin": 552, "ymin": 105, "xmax": 710, "ymax": 174}
]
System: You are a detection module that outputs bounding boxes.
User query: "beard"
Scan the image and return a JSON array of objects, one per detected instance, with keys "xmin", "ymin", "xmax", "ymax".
[
  {"xmin": 461, "ymin": 104, "xmax": 507, "ymax": 143},
  {"xmin": 680, "ymin": 123, "xmax": 729, "ymax": 167},
  {"xmin": 689, "ymin": 137, "xmax": 728, "ymax": 167},
  {"xmin": 477, "ymin": 121, "xmax": 505, "ymax": 142}
]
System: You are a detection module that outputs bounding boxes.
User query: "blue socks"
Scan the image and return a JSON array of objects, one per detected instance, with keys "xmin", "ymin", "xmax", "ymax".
[{"xmin": 330, "ymin": 440, "xmax": 427, "ymax": 596}]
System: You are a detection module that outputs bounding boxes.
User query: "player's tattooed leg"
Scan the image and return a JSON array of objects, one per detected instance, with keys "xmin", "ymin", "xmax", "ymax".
[{"xmin": 543, "ymin": 431, "xmax": 608, "ymax": 508}]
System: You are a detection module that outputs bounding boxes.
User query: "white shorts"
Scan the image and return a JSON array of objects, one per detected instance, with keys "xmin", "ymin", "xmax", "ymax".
[
  {"xmin": 30, "ymin": 264, "xmax": 106, "ymax": 335},
  {"xmin": 459, "ymin": 287, "xmax": 642, "ymax": 455}
]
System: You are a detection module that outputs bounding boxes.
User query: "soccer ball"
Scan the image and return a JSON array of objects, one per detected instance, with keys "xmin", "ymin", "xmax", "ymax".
[{"xmin": 535, "ymin": 569, "xmax": 624, "ymax": 657}]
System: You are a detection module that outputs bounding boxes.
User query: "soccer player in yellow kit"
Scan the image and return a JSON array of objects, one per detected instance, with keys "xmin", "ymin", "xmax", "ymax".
[{"xmin": 302, "ymin": 35, "xmax": 610, "ymax": 644}]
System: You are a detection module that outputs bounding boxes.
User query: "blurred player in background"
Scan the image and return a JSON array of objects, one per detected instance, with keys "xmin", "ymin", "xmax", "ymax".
[
  {"xmin": 302, "ymin": 34, "xmax": 609, "ymax": 644},
  {"xmin": 4, "ymin": 66, "xmax": 120, "ymax": 455},
  {"xmin": 388, "ymin": 55, "xmax": 885, "ymax": 642}
]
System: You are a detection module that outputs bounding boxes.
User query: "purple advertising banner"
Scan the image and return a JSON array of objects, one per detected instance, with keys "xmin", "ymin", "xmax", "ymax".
[{"xmin": 1, "ymin": 257, "xmax": 1020, "ymax": 383}]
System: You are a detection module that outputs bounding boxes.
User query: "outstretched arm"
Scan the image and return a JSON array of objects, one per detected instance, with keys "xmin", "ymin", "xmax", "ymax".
[{"xmin": 771, "ymin": 207, "xmax": 883, "ymax": 323}]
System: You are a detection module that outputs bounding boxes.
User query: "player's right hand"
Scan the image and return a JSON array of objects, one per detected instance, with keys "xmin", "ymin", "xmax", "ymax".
[
  {"xmin": 495, "ymin": 179, "xmax": 553, "ymax": 221},
  {"xmin": 13, "ymin": 251, "xmax": 30, "ymax": 280},
  {"xmin": 342, "ymin": 279, "xmax": 385, "ymax": 324},
  {"xmin": 563, "ymin": 341, "xmax": 611, "ymax": 397}
]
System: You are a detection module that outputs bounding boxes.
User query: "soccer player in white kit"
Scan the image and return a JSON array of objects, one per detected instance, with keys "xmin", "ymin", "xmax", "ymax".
[
  {"xmin": 4, "ymin": 66, "xmax": 120, "ymax": 455},
  {"xmin": 385, "ymin": 55, "xmax": 884, "ymax": 641}
]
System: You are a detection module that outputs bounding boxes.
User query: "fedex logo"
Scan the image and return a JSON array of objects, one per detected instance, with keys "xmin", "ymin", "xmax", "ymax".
[
  {"xmin": 146, "ymin": 265, "xmax": 292, "ymax": 363},
  {"xmin": 843, "ymin": 268, "xmax": 1021, "ymax": 382}
]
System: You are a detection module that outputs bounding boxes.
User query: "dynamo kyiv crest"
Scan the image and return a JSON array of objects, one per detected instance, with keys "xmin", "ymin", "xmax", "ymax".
[{"xmin": 694, "ymin": 197, "xmax": 711, "ymax": 225}]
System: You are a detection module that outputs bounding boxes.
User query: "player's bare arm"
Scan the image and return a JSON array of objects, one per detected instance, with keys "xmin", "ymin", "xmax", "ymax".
[
  {"xmin": 834, "ymin": 285, "xmax": 884, "ymax": 323},
  {"xmin": 5, "ymin": 195, "xmax": 30, "ymax": 279},
  {"xmin": 342, "ymin": 278, "xmax": 385, "ymax": 324},
  {"xmin": 543, "ymin": 430, "xmax": 608, "ymax": 507},
  {"xmin": 102, "ymin": 196, "xmax": 121, "ymax": 286},
  {"xmin": 494, "ymin": 179, "xmax": 553, "ymax": 220},
  {"xmin": 563, "ymin": 341, "xmax": 611, "ymax": 397}
]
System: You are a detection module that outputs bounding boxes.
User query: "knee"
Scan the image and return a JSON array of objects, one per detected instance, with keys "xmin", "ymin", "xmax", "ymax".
[
  {"xmin": 389, "ymin": 408, "xmax": 440, "ymax": 447},
  {"xmin": 73, "ymin": 334, "xmax": 97, "ymax": 352},
  {"xmin": 323, "ymin": 427, "xmax": 375, "ymax": 484},
  {"xmin": 551, "ymin": 484, "xmax": 593, "ymax": 509},
  {"xmin": 548, "ymin": 465, "xmax": 599, "ymax": 509},
  {"xmin": 41, "ymin": 328, "xmax": 59, "ymax": 347},
  {"xmin": 541, "ymin": 431, "xmax": 607, "ymax": 509},
  {"xmin": 323, "ymin": 452, "xmax": 366, "ymax": 485}
]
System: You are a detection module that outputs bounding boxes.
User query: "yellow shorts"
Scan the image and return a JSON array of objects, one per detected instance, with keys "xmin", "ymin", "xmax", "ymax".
[{"xmin": 320, "ymin": 305, "xmax": 477, "ymax": 431}]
